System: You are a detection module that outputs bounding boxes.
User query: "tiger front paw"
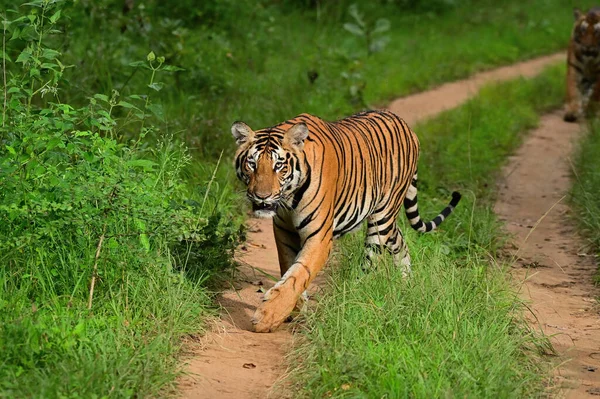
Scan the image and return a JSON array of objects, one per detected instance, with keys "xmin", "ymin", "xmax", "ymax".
[{"xmin": 252, "ymin": 282, "xmax": 299, "ymax": 333}]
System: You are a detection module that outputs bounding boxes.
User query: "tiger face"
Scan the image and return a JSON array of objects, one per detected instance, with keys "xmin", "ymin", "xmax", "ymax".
[
  {"xmin": 231, "ymin": 121, "xmax": 309, "ymax": 218},
  {"xmin": 573, "ymin": 8, "xmax": 600, "ymax": 59}
]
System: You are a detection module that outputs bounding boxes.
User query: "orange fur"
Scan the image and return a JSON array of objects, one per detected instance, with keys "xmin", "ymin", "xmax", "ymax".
[
  {"xmin": 232, "ymin": 111, "xmax": 460, "ymax": 332},
  {"xmin": 565, "ymin": 7, "xmax": 600, "ymax": 122}
]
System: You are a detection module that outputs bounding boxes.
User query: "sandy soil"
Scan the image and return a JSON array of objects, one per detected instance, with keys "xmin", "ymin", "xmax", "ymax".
[
  {"xmin": 178, "ymin": 218, "xmax": 293, "ymax": 399},
  {"xmin": 177, "ymin": 52, "xmax": 595, "ymax": 399},
  {"xmin": 495, "ymin": 112, "xmax": 600, "ymax": 397}
]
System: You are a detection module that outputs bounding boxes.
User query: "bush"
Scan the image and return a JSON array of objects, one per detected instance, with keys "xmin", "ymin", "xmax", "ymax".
[{"xmin": 0, "ymin": 1, "xmax": 240, "ymax": 395}]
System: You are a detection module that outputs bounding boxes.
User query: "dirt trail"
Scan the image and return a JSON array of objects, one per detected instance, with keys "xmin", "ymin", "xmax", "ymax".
[
  {"xmin": 495, "ymin": 112, "xmax": 600, "ymax": 397},
  {"xmin": 177, "ymin": 52, "xmax": 571, "ymax": 399},
  {"xmin": 178, "ymin": 218, "xmax": 293, "ymax": 399},
  {"xmin": 389, "ymin": 53, "xmax": 563, "ymax": 125}
]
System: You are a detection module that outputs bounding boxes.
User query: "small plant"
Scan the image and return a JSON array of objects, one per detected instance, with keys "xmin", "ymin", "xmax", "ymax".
[
  {"xmin": 343, "ymin": 4, "xmax": 391, "ymax": 55},
  {"xmin": 339, "ymin": 4, "xmax": 391, "ymax": 107}
]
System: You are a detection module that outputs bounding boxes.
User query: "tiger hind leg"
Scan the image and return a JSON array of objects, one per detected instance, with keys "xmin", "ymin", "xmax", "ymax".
[{"xmin": 365, "ymin": 215, "xmax": 411, "ymax": 277}]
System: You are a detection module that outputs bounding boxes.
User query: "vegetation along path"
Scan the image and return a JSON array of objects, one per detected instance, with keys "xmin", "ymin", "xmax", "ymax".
[
  {"xmin": 495, "ymin": 113, "xmax": 600, "ymax": 397},
  {"xmin": 177, "ymin": 51, "xmax": 588, "ymax": 398}
]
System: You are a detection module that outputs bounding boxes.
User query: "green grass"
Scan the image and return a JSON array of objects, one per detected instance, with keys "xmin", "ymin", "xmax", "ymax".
[
  {"xmin": 0, "ymin": 259, "xmax": 213, "ymax": 397},
  {"xmin": 49, "ymin": 0, "xmax": 595, "ymax": 158},
  {"xmin": 570, "ymin": 120, "xmax": 600, "ymax": 283},
  {"xmin": 290, "ymin": 64, "xmax": 566, "ymax": 398},
  {"xmin": 0, "ymin": 0, "xmax": 587, "ymax": 396},
  {"xmin": 0, "ymin": 3, "xmax": 242, "ymax": 397}
]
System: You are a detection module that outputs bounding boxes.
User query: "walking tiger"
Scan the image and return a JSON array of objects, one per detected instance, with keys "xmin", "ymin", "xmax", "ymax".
[{"xmin": 231, "ymin": 110, "xmax": 461, "ymax": 332}]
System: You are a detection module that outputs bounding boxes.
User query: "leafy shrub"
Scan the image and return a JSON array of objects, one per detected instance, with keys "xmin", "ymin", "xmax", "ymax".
[{"xmin": 0, "ymin": 1, "xmax": 240, "ymax": 395}]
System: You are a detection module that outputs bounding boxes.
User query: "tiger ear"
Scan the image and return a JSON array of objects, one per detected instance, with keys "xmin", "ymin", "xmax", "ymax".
[
  {"xmin": 574, "ymin": 7, "xmax": 582, "ymax": 20},
  {"xmin": 284, "ymin": 123, "xmax": 309, "ymax": 147},
  {"xmin": 231, "ymin": 121, "xmax": 254, "ymax": 146}
]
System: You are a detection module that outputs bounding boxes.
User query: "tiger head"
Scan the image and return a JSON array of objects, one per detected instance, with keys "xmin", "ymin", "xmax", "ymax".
[
  {"xmin": 573, "ymin": 8, "xmax": 600, "ymax": 58},
  {"xmin": 231, "ymin": 121, "xmax": 309, "ymax": 218}
]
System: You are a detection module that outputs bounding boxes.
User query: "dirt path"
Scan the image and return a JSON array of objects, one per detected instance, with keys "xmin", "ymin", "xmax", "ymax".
[
  {"xmin": 178, "ymin": 218, "xmax": 293, "ymax": 399},
  {"xmin": 177, "ymin": 52, "xmax": 571, "ymax": 399},
  {"xmin": 495, "ymin": 112, "xmax": 600, "ymax": 397},
  {"xmin": 388, "ymin": 53, "xmax": 563, "ymax": 125}
]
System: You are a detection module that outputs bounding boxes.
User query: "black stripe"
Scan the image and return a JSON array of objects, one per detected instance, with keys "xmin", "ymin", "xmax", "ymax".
[{"xmin": 292, "ymin": 163, "xmax": 311, "ymax": 209}]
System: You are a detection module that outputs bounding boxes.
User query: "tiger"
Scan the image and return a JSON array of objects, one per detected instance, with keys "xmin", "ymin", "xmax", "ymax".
[
  {"xmin": 231, "ymin": 110, "xmax": 461, "ymax": 332},
  {"xmin": 565, "ymin": 7, "xmax": 600, "ymax": 122}
]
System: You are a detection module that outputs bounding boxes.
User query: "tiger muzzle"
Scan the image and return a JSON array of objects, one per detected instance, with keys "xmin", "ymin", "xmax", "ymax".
[{"xmin": 247, "ymin": 192, "xmax": 280, "ymax": 215}]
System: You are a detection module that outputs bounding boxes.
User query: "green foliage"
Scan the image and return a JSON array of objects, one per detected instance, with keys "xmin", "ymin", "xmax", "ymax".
[
  {"xmin": 0, "ymin": 1, "xmax": 239, "ymax": 396},
  {"xmin": 7, "ymin": 0, "xmax": 592, "ymax": 159},
  {"xmin": 291, "ymin": 65, "xmax": 566, "ymax": 397},
  {"xmin": 570, "ymin": 119, "xmax": 600, "ymax": 283},
  {"xmin": 343, "ymin": 4, "xmax": 391, "ymax": 55}
]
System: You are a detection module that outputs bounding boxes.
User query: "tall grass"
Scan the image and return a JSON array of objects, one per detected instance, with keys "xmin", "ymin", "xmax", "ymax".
[
  {"xmin": 570, "ymin": 119, "xmax": 600, "ymax": 283},
  {"xmin": 290, "ymin": 64, "xmax": 565, "ymax": 397}
]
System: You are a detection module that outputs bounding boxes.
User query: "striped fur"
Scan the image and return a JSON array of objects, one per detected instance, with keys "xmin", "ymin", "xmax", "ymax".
[
  {"xmin": 231, "ymin": 110, "xmax": 461, "ymax": 332},
  {"xmin": 565, "ymin": 7, "xmax": 600, "ymax": 122}
]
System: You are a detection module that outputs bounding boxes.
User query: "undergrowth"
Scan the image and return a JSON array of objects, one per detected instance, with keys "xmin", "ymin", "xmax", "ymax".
[
  {"xmin": 0, "ymin": 0, "xmax": 588, "ymax": 396},
  {"xmin": 1, "ymin": 0, "xmax": 594, "ymax": 158},
  {"xmin": 0, "ymin": 2, "xmax": 240, "ymax": 397},
  {"xmin": 291, "ymin": 64, "xmax": 565, "ymax": 397},
  {"xmin": 570, "ymin": 119, "xmax": 600, "ymax": 284}
]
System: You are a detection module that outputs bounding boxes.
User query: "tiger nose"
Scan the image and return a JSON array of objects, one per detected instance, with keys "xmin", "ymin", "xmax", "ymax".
[{"xmin": 254, "ymin": 192, "xmax": 272, "ymax": 200}]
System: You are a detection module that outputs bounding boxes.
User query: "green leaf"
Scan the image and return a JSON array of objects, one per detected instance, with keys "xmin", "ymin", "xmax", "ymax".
[
  {"xmin": 10, "ymin": 27, "xmax": 21, "ymax": 41},
  {"xmin": 147, "ymin": 51, "xmax": 156, "ymax": 62},
  {"xmin": 40, "ymin": 62, "xmax": 59, "ymax": 70},
  {"xmin": 348, "ymin": 4, "xmax": 365, "ymax": 28},
  {"xmin": 369, "ymin": 36, "xmax": 390, "ymax": 53},
  {"xmin": 46, "ymin": 137, "xmax": 64, "ymax": 151},
  {"xmin": 146, "ymin": 103, "xmax": 165, "ymax": 122},
  {"xmin": 16, "ymin": 49, "xmax": 31, "ymax": 64},
  {"xmin": 117, "ymin": 101, "xmax": 138, "ymax": 110},
  {"xmin": 5, "ymin": 145, "xmax": 16, "ymax": 155},
  {"xmin": 93, "ymin": 94, "xmax": 109, "ymax": 103},
  {"xmin": 373, "ymin": 18, "xmax": 391, "ymax": 35},
  {"xmin": 126, "ymin": 159, "xmax": 157, "ymax": 170},
  {"xmin": 162, "ymin": 65, "xmax": 185, "ymax": 72},
  {"xmin": 129, "ymin": 61, "xmax": 151, "ymax": 69},
  {"xmin": 343, "ymin": 23, "xmax": 364, "ymax": 37},
  {"xmin": 49, "ymin": 9, "xmax": 61, "ymax": 24},
  {"xmin": 0, "ymin": 51, "xmax": 12, "ymax": 62},
  {"xmin": 41, "ymin": 48, "xmax": 60, "ymax": 60},
  {"xmin": 147, "ymin": 82, "xmax": 164, "ymax": 92}
]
